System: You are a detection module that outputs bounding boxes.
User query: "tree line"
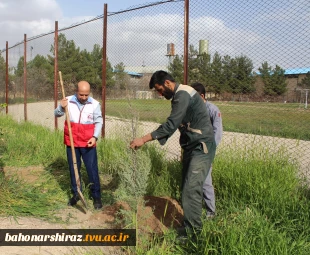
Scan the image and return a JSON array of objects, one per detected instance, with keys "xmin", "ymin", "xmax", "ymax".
[
  {"xmin": 167, "ymin": 44, "xmax": 307, "ymax": 98},
  {"xmin": 1, "ymin": 34, "xmax": 127, "ymax": 100}
]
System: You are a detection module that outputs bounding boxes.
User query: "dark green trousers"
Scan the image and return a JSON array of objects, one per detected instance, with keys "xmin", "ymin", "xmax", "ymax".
[{"xmin": 181, "ymin": 142, "xmax": 216, "ymax": 230}]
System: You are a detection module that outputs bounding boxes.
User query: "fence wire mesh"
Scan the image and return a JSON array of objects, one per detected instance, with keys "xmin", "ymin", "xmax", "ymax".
[{"xmin": 1, "ymin": 0, "xmax": 309, "ymax": 178}]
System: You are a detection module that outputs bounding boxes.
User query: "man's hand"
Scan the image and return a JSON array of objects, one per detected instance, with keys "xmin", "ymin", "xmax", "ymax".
[
  {"xmin": 130, "ymin": 138, "xmax": 145, "ymax": 150},
  {"xmin": 87, "ymin": 137, "xmax": 96, "ymax": 147},
  {"xmin": 130, "ymin": 134, "xmax": 153, "ymax": 150},
  {"xmin": 60, "ymin": 98, "xmax": 68, "ymax": 108}
]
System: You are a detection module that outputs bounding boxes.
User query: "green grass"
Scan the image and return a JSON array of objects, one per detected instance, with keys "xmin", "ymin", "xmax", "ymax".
[
  {"xmin": 105, "ymin": 99, "xmax": 310, "ymax": 141},
  {"xmin": 219, "ymin": 102, "xmax": 310, "ymax": 140},
  {"xmin": 180, "ymin": 144, "xmax": 310, "ymax": 255},
  {"xmin": 106, "ymin": 99, "xmax": 171, "ymax": 123},
  {"xmin": 134, "ymin": 143, "xmax": 310, "ymax": 255},
  {"xmin": 0, "ymin": 115, "xmax": 65, "ymax": 166},
  {"xmin": 1, "ymin": 115, "xmax": 310, "ymax": 254},
  {"xmin": 0, "ymin": 171, "xmax": 67, "ymax": 218}
]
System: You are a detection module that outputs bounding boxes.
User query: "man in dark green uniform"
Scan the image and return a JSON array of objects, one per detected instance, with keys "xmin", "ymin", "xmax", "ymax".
[{"xmin": 130, "ymin": 70, "xmax": 216, "ymax": 235}]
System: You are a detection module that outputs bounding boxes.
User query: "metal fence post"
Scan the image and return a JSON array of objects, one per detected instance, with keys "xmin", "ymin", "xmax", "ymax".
[
  {"xmin": 101, "ymin": 3, "xmax": 108, "ymax": 139},
  {"xmin": 54, "ymin": 21, "xmax": 59, "ymax": 130},
  {"xmin": 23, "ymin": 34, "xmax": 27, "ymax": 121},
  {"xmin": 183, "ymin": 0, "xmax": 189, "ymax": 85},
  {"xmin": 5, "ymin": 41, "xmax": 8, "ymax": 114}
]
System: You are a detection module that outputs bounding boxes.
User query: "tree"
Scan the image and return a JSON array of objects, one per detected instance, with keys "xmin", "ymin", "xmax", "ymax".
[
  {"xmin": 209, "ymin": 52, "xmax": 223, "ymax": 95},
  {"xmin": 196, "ymin": 52, "xmax": 212, "ymax": 89},
  {"xmin": 76, "ymin": 44, "xmax": 115, "ymax": 91},
  {"xmin": 231, "ymin": 55, "xmax": 255, "ymax": 94},
  {"xmin": 104, "ymin": 59, "xmax": 115, "ymax": 89},
  {"xmin": 89, "ymin": 44, "xmax": 103, "ymax": 89},
  {"xmin": 188, "ymin": 44, "xmax": 200, "ymax": 83},
  {"xmin": 15, "ymin": 56, "xmax": 24, "ymax": 77},
  {"xmin": 27, "ymin": 54, "xmax": 53, "ymax": 99},
  {"xmin": 48, "ymin": 33, "xmax": 81, "ymax": 88},
  {"xmin": 0, "ymin": 54, "xmax": 5, "ymax": 97},
  {"xmin": 114, "ymin": 62, "xmax": 128, "ymax": 90},
  {"xmin": 49, "ymin": 35, "xmax": 115, "ymax": 94},
  {"xmin": 167, "ymin": 49, "xmax": 256, "ymax": 97},
  {"xmin": 78, "ymin": 49, "xmax": 98, "ymax": 85},
  {"xmin": 298, "ymin": 72, "xmax": 310, "ymax": 89},
  {"xmin": 168, "ymin": 55, "xmax": 183, "ymax": 83},
  {"xmin": 0, "ymin": 54, "xmax": 5, "ymax": 73},
  {"xmin": 221, "ymin": 55, "xmax": 234, "ymax": 94},
  {"xmin": 259, "ymin": 62, "xmax": 287, "ymax": 96},
  {"xmin": 28, "ymin": 54, "xmax": 53, "ymax": 81}
]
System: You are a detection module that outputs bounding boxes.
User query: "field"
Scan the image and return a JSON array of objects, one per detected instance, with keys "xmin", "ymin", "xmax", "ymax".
[{"xmin": 105, "ymin": 99, "xmax": 310, "ymax": 141}]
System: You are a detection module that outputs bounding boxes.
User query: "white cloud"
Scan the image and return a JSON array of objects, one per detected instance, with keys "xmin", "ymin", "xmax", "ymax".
[
  {"xmin": 0, "ymin": 0, "xmax": 62, "ymax": 49},
  {"xmin": 0, "ymin": 0, "xmax": 61, "ymax": 21},
  {"xmin": 0, "ymin": 2, "xmax": 7, "ymax": 9}
]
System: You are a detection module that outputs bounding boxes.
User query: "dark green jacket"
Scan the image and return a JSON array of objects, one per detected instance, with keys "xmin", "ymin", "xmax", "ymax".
[{"xmin": 151, "ymin": 83, "xmax": 215, "ymax": 151}]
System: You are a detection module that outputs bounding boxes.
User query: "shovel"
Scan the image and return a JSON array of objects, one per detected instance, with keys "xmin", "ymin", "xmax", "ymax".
[{"xmin": 59, "ymin": 71, "xmax": 88, "ymax": 210}]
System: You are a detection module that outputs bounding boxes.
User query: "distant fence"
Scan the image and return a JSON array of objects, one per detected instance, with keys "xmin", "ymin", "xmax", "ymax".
[{"xmin": 0, "ymin": 0, "xmax": 309, "ymax": 179}]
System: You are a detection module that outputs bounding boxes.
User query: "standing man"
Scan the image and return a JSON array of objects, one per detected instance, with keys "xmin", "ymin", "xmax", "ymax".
[
  {"xmin": 54, "ymin": 81, "xmax": 103, "ymax": 210},
  {"xmin": 130, "ymin": 71, "xmax": 216, "ymax": 235},
  {"xmin": 191, "ymin": 82, "xmax": 223, "ymax": 218}
]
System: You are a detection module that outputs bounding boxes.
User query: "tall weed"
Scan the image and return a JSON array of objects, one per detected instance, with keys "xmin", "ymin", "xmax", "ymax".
[{"xmin": 0, "ymin": 115, "xmax": 64, "ymax": 166}]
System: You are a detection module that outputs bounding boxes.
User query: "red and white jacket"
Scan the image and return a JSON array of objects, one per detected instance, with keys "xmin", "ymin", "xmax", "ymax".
[{"xmin": 64, "ymin": 95, "xmax": 100, "ymax": 147}]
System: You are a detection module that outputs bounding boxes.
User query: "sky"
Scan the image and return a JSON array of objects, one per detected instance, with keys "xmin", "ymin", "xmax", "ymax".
[
  {"xmin": 0, "ymin": 0, "xmax": 153, "ymax": 49},
  {"xmin": 0, "ymin": 0, "xmax": 309, "ymax": 71}
]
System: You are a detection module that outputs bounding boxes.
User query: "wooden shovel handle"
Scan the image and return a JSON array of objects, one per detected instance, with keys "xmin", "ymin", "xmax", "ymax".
[{"xmin": 58, "ymin": 71, "xmax": 80, "ymax": 187}]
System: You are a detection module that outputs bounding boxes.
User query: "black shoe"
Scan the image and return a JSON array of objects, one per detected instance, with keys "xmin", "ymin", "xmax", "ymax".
[
  {"xmin": 68, "ymin": 195, "xmax": 79, "ymax": 206},
  {"xmin": 206, "ymin": 211, "xmax": 216, "ymax": 219},
  {"xmin": 93, "ymin": 198, "xmax": 102, "ymax": 210},
  {"xmin": 176, "ymin": 227, "xmax": 187, "ymax": 237},
  {"xmin": 175, "ymin": 227, "xmax": 188, "ymax": 244},
  {"xmin": 175, "ymin": 235, "xmax": 188, "ymax": 245}
]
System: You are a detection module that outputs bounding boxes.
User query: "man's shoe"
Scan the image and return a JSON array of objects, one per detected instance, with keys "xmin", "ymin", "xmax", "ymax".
[
  {"xmin": 175, "ymin": 227, "xmax": 189, "ymax": 245},
  {"xmin": 93, "ymin": 198, "xmax": 103, "ymax": 210},
  {"xmin": 68, "ymin": 195, "xmax": 79, "ymax": 206},
  {"xmin": 175, "ymin": 235, "xmax": 188, "ymax": 245},
  {"xmin": 176, "ymin": 227, "xmax": 187, "ymax": 236},
  {"xmin": 206, "ymin": 211, "xmax": 216, "ymax": 219}
]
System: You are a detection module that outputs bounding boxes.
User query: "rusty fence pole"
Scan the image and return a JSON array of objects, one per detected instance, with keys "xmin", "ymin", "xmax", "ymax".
[
  {"xmin": 101, "ymin": 3, "xmax": 108, "ymax": 139},
  {"xmin": 180, "ymin": 0, "xmax": 189, "ymax": 160},
  {"xmin": 5, "ymin": 41, "xmax": 9, "ymax": 114},
  {"xmin": 54, "ymin": 21, "xmax": 59, "ymax": 130},
  {"xmin": 183, "ymin": 0, "xmax": 189, "ymax": 85},
  {"xmin": 23, "ymin": 34, "xmax": 27, "ymax": 121}
]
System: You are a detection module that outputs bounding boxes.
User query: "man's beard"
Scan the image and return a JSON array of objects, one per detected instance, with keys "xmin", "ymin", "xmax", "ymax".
[{"xmin": 162, "ymin": 86, "xmax": 174, "ymax": 100}]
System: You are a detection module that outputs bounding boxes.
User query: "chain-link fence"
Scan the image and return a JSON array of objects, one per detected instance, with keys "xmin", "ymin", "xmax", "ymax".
[{"xmin": 0, "ymin": 0, "xmax": 309, "ymax": 177}]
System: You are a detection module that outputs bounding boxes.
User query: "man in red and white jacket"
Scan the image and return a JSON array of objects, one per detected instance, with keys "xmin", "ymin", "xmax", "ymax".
[{"xmin": 54, "ymin": 81, "xmax": 103, "ymax": 210}]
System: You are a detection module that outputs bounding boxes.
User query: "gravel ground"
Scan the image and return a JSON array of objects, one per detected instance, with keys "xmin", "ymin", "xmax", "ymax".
[{"xmin": 5, "ymin": 101, "xmax": 310, "ymax": 178}]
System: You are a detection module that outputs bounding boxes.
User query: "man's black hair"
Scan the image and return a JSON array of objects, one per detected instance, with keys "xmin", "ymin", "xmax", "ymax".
[
  {"xmin": 191, "ymin": 82, "xmax": 206, "ymax": 97},
  {"xmin": 149, "ymin": 70, "xmax": 175, "ymax": 89}
]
